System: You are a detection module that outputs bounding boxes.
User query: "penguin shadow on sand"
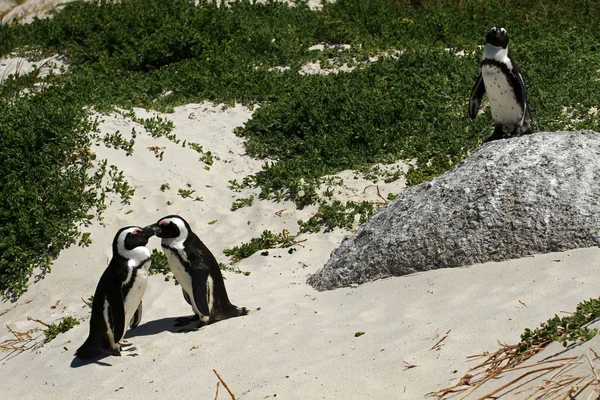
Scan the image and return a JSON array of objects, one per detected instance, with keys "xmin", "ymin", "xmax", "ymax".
[
  {"xmin": 124, "ymin": 315, "xmax": 204, "ymax": 337},
  {"xmin": 70, "ymin": 343, "xmax": 139, "ymax": 368}
]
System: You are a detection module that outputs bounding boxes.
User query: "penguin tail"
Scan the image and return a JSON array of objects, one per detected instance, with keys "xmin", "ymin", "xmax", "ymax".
[
  {"xmin": 75, "ymin": 337, "xmax": 103, "ymax": 360},
  {"xmin": 237, "ymin": 306, "xmax": 249, "ymax": 316}
]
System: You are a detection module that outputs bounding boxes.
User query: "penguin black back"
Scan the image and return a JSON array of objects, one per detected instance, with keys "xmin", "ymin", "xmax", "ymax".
[{"xmin": 147, "ymin": 215, "xmax": 247, "ymax": 326}]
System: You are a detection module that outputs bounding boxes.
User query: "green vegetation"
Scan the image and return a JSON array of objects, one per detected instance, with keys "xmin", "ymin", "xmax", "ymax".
[
  {"xmin": 219, "ymin": 262, "xmax": 251, "ymax": 276},
  {"xmin": 44, "ymin": 316, "xmax": 80, "ymax": 343},
  {"xmin": 188, "ymin": 142, "xmax": 214, "ymax": 169},
  {"xmin": 1, "ymin": 0, "xmax": 599, "ymax": 299},
  {"xmin": 520, "ymin": 297, "xmax": 600, "ymax": 352},
  {"xmin": 150, "ymin": 249, "xmax": 172, "ymax": 281},
  {"xmin": 223, "ymin": 230, "xmax": 297, "ymax": 262},
  {"xmin": 298, "ymin": 200, "xmax": 375, "ymax": 233},
  {"xmin": 102, "ymin": 131, "xmax": 135, "ymax": 156},
  {"xmin": 178, "ymin": 188, "xmax": 202, "ymax": 201},
  {"xmin": 0, "ymin": 77, "xmax": 107, "ymax": 300},
  {"xmin": 177, "ymin": 188, "xmax": 196, "ymax": 198},
  {"xmin": 231, "ymin": 196, "xmax": 254, "ymax": 211}
]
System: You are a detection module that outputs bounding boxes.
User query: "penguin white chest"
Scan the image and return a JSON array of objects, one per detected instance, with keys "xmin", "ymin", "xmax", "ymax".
[
  {"xmin": 164, "ymin": 248, "xmax": 212, "ymax": 319},
  {"xmin": 122, "ymin": 261, "xmax": 149, "ymax": 336},
  {"xmin": 164, "ymin": 249, "xmax": 193, "ymax": 296},
  {"xmin": 482, "ymin": 65, "xmax": 523, "ymax": 127}
]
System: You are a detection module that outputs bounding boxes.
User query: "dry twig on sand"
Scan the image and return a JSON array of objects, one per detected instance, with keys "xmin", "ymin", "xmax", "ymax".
[
  {"xmin": 430, "ymin": 330, "xmax": 451, "ymax": 351},
  {"xmin": 0, "ymin": 324, "xmax": 42, "ymax": 353},
  {"xmin": 214, "ymin": 381, "xmax": 220, "ymax": 400},
  {"xmin": 430, "ymin": 347, "xmax": 600, "ymax": 399},
  {"xmin": 364, "ymin": 185, "xmax": 389, "ymax": 206},
  {"xmin": 213, "ymin": 369, "xmax": 236, "ymax": 400}
]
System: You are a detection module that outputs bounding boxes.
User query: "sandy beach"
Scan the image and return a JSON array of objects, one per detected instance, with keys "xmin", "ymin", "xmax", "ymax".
[{"xmin": 0, "ymin": 101, "xmax": 599, "ymax": 399}]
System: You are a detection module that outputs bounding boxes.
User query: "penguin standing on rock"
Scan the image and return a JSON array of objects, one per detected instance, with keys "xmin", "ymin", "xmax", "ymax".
[
  {"xmin": 146, "ymin": 215, "xmax": 247, "ymax": 329},
  {"xmin": 469, "ymin": 26, "xmax": 534, "ymax": 142},
  {"xmin": 76, "ymin": 226, "xmax": 155, "ymax": 359}
]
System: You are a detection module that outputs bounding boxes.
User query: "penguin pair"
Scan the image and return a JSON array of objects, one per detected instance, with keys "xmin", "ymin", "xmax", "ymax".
[
  {"xmin": 77, "ymin": 216, "xmax": 246, "ymax": 359},
  {"xmin": 469, "ymin": 26, "xmax": 534, "ymax": 142}
]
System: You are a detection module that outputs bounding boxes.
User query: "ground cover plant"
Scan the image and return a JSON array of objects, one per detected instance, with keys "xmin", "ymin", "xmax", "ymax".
[
  {"xmin": 434, "ymin": 297, "xmax": 600, "ymax": 398},
  {"xmin": 1, "ymin": 0, "xmax": 599, "ymax": 299}
]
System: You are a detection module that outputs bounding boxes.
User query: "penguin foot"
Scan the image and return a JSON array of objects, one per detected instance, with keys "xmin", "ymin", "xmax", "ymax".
[
  {"xmin": 485, "ymin": 125, "xmax": 505, "ymax": 142},
  {"xmin": 174, "ymin": 314, "xmax": 200, "ymax": 327},
  {"xmin": 177, "ymin": 326, "xmax": 200, "ymax": 333},
  {"xmin": 108, "ymin": 348, "xmax": 122, "ymax": 357}
]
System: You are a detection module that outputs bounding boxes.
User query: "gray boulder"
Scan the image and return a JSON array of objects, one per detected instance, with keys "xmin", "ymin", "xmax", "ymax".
[{"xmin": 307, "ymin": 131, "xmax": 600, "ymax": 291}]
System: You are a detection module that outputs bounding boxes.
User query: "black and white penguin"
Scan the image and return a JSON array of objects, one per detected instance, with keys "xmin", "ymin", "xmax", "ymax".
[
  {"xmin": 469, "ymin": 26, "xmax": 534, "ymax": 142},
  {"xmin": 146, "ymin": 215, "xmax": 247, "ymax": 328},
  {"xmin": 76, "ymin": 226, "xmax": 154, "ymax": 359}
]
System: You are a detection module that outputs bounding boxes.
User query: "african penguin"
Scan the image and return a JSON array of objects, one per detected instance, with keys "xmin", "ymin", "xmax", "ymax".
[
  {"xmin": 146, "ymin": 215, "xmax": 247, "ymax": 328},
  {"xmin": 76, "ymin": 226, "xmax": 154, "ymax": 359},
  {"xmin": 469, "ymin": 26, "xmax": 534, "ymax": 142}
]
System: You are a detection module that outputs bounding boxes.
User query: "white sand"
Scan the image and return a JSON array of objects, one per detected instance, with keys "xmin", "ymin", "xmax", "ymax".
[{"xmin": 1, "ymin": 101, "xmax": 599, "ymax": 399}]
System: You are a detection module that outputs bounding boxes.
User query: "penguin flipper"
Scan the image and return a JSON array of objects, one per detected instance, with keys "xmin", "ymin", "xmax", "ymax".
[
  {"xmin": 182, "ymin": 288, "xmax": 192, "ymax": 306},
  {"xmin": 190, "ymin": 264, "xmax": 210, "ymax": 316},
  {"xmin": 513, "ymin": 67, "xmax": 534, "ymax": 134},
  {"xmin": 107, "ymin": 285, "xmax": 126, "ymax": 342},
  {"xmin": 468, "ymin": 73, "xmax": 485, "ymax": 119},
  {"xmin": 130, "ymin": 301, "xmax": 143, "ymax": 329}
]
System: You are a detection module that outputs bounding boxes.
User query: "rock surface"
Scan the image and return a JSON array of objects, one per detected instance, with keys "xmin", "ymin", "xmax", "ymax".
[{"xmin": 307, "ymin": 131, "xmax": 600, "ymax": 290}]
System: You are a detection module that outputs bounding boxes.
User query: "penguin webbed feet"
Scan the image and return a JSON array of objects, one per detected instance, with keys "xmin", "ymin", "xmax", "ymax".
[
  {"xmin": 177, "ymin": 326, "xmax": 201, "ymax": 333},
  {"xmin": 121, "ymin": 344, "xmax": 139, "ymax": 356},
  {"xmin": 174, "ymin": 314, "xmax": 200, "ymax": 327},
  {"xmin": 109, "ymin": 343, "xmax": 122, "ymax": 357},
  {"xmin": 484, "ymin": 124, "xmax": 505, "ymax": 142}
]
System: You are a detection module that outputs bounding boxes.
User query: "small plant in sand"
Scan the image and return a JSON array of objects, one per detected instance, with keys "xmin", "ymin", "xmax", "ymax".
[
  {"xmin": 223, "ymin": 229, "xmax": 300, "ymax": 262},
  {"xmin": 43, "ymin": 316, "xmax": 80, "ymax": 343},
  {"xmin": 298, "ymin": 200, "xmax": 375, "ymax": 233},
  {"xmin": 136, "ymin": 116, "xmax": 177, "ymax": 142},
  {"xmin": 219, "ymin": 262, "xmax": 251, "ymax": 276},
  {"xmin": 149, "ymin": 249, "xmax": 172, "ymax": 281},
  {"xmin": 177, "ymin": 188, "xmax": 203, "ymax": 201},
  {"xmin": 188, "ymin": 142, "xmax": 214, "ymax": 169},
  {"xmin": 105, "ymin": 164, "xmax": 136, "ymax": 204},
  {"xmin": 159, "ymin": 183, "xmax": 170, "ymax": 192},
  {"xmin": 231, "ymin": 195, "xmax": 254, "ymax": 211},
  {"xmin": 228, "ymin": 179, "xmax": 250, "ymax": 193},
  {"xmin": 147, "ymin": 145, "xmax": 165, "ymax": 160},
  {"xmin": 177, "ymin": 188, "xmax": 196, "ymax": 198},
  {"xmin": 102, "ymin": 131, "xmax": 135, "ymax": 156}
]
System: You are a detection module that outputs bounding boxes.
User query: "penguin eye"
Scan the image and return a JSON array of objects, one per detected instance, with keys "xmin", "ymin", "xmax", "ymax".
[
  {"xmin": 159, "ymin": 221, "xmax": 168, "ymax": 226},
  {"xmin": 132, "ymin": 228, "xmax": 142, "ymax": 235}
]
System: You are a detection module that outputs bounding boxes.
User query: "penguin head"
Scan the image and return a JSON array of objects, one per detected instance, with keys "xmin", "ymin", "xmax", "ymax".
[
  {"xmin": 113, "ymin": 226, "xmax": 154, "ymax": 259},
  {"xmin": 146, "ymin": 215, "xmax": 190, "ymax": 243},
  {"xmin": 485, "ymin": 26, "xmax": 509, "ymax": 48}
]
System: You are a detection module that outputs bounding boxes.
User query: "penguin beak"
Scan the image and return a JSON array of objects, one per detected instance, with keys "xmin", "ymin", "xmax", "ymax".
[
  {"xmin": 140, "ymin": 226, "xmax": 156, "ymax": 238},
  {"xmin": 144, "ymin": 223, "xmax": 162, "ymax": 237}
]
